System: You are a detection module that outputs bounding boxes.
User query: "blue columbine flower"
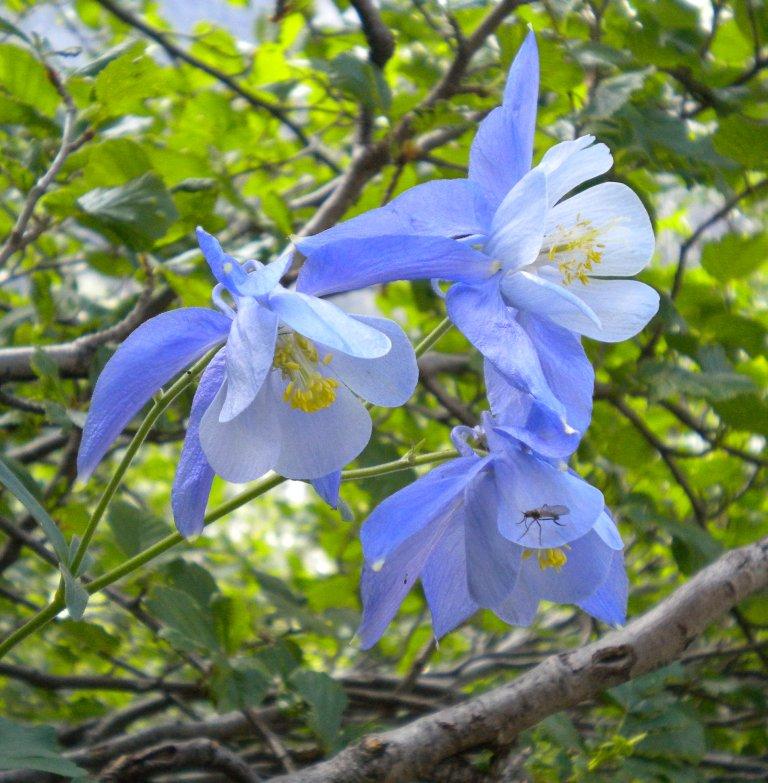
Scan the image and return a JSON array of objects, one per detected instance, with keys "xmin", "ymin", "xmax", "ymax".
[
  {"xmin": 77, "ymin": 228, "xmax": 418, "ymax": 536},
  {"xmin": 358, "ymin": 412, "xmax": 626, "ymax": 648},
  {"xmin": 294, "ymin": 31, "xmax": 658, "ymax": 437}
]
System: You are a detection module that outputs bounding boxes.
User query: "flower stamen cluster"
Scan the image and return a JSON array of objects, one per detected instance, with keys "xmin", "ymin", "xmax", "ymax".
[
  {"xmin": 545, "ymin": 218, "xmax": 605, "ymax": 285},
  {"xmin": 524, "ymin": 546, "xmax": 569, "ymax": 571},
  {"xmin": 273, "ymin": 333, "xmax": 338, "ymax": 412}
]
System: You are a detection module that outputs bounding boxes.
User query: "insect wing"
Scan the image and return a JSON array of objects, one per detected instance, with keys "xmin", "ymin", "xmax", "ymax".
[{"xmin": 541, "ymin": 504, "xmax": 570, "ymax": 517}]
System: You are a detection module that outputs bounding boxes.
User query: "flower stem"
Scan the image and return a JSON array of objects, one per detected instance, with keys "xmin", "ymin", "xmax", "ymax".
[
  {"xmin": 68, "ymin": 351, "xmax": 216, "ymax": 576},
  {"xmin": 414, "ymin": 316, "xmax": 452, "ymax": 358},
  {"xmin": 0, "ymin": 448, "xmax": 456, "ymax": 659}
]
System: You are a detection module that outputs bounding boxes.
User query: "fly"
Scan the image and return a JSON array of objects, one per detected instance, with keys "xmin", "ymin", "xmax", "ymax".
[{"xmin": 518, "ymin": 505, "xmax": 570, "ymax": 545}]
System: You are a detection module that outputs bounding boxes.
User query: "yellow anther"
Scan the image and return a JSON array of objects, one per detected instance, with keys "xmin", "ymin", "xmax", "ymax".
[
  {"xmin": 523, "ymin": 547, "xmax": 569, "ymax": 571},
  {"xmin": 322, "ymin": 354, "xmax": 333, "ymax": 365},
  {"xmin": 546, "ymin": 217, "xmax": 607, "ymax": 286},
  {"xmin": 273, "ymin": 333, "xmax": 338, "ymax": 412}
]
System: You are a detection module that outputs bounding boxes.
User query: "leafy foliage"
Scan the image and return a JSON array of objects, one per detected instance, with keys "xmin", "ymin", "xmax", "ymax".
[{"xmin": 0, "ymin": 0, "xmax": 766, "ymax": 781}]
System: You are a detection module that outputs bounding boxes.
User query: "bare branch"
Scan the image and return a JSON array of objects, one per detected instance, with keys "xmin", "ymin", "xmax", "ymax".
[
  {"xmin": 269, "ymin": 536, "xmax": 768, "ymax": 783},
  {"xmin": 350, "ymin": 0, "xmax": 395, "ymax": 68}
]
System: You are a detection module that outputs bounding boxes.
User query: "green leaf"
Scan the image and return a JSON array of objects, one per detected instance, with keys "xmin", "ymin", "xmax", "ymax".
[
  {"xmin": 61, "ymin": 568, "xmax": 89, "ymax": 621},
  {"xmin": 713, "ymin": 393, "xmax": 768, "ymax": 436},
  {"xmin": 0, "ymin": 717, "xmax": 87, "ymax": 776},
  {"xmin": 94, "ymin": 41, "xmax": 164, "ymax": 116},
  {"xmin": 0, "ymin": 43, "xmax": 59, "ymax": 117},
  {"xmin": 77, "ymin": 172, "xmax": 178, "ymax": 249},
  {"xmin": 107, "ymin": 499, "xmax": 171, "ymax": 557},
  {"xmin": 701, "ymin": 232, "xmax": 768, "ymax": 281},
  {"xmin": 713, "ymin": 115, "xmax": 768, "ymax": 168},
  {"xmin": 146, "ymin": 586, "xmax": 221, "ymax": 653},
  {"xmin": 290, "ymin": 670, "xmax": 348, "ymax": 751},
  {"xmin": 162, "ymin": 559, "xmax": 219, "ymax": 609},
  {"xmin": 0, "ymin": 455, "xmax": 69, "ymax": 565},
  {"xmin": 261, "ymin": 191, "xmax": 293, "ymax": 236},
  {"xmin": 586, "ymin": 69, "xmax": 649, "ymax": 118},
  {"xmin": 320, "ymin": 54, "xmax": 391, "ymax": 111},
  {"xmin": 211, "ymin": 661, "xmax": 271, "ymax": 712},
  {"xmin": 637, "ymin": 360, "xmax": 755, "ymax": 401}
]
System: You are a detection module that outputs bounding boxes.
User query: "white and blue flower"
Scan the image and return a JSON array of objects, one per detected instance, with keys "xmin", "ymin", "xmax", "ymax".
[{"xmin": 77, "ymin": 228, "xmax": 418, "ymax": 536}]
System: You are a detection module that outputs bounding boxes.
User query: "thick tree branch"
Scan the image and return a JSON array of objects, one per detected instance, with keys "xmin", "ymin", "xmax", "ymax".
[
  {"xmin": 270, "ymin": 536, "xmax": 768, "ymax": 783},
  {"xmin": 350, "ymin": 0, "xmax": 395, "ymax": 68}
]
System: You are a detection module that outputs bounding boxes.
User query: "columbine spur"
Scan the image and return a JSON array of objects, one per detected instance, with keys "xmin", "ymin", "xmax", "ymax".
[
  {"xmin": 358, "ymin": 412, "xmax": 626, "ymax": 648},
  {"xmin": 77, "ymin": 228, "xmax": 418, "ymax": 536},
  {"xmin": 295, "ymin": 31, "xmax": 658, "ymax": 438}
]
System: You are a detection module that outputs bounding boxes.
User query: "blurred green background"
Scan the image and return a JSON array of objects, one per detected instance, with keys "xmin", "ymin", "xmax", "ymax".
[{"xmin": 0, "ymin": 1, "xmax": 766, "ymax": 780}]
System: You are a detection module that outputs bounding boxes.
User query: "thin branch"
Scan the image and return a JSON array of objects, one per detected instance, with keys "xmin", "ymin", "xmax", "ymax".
[
  {"xmin": 92, "ymin": 0, "xmax": 339, "ymax": 174},
  {"xmin": 350, "ymin": 0, "xmax": 395, "ymax": 68},
  {"xmin": 270, "ymin": 536, "xmax": 768, "ymax": 783}
]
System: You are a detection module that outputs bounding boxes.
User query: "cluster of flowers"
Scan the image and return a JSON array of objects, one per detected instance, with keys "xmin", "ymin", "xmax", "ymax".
[{"xmin": 78, "ymin": 33, "xmax": 657, "ymax": 648}]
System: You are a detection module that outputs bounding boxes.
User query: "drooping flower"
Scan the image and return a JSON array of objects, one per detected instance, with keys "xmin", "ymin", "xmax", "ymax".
[
  {"xmin": 77, "ymin": 228, "xmax": 418, "ymax": 536},
  {"xmin": 358, "ymin": 412, "xmax": 626, "ymax": 648},
  {"xmin": 295, "ymin": 31, "xmax": 657, "ymax": 437}
]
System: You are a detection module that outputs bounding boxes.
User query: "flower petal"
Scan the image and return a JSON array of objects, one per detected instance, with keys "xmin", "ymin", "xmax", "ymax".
[
  {"xmin": 518, "ymin": 313, "xmax": 594, "ymax": 437},
  {"xmin": 271, "ymin": 374, "xmax": 372, "ymax": 479},
  {"xmin": 77, "ymin": 308, "xmax": 230, "ymax": 480},
  {"xmin": 493, "ymin": 576, "xmax": 539, "ymax": 626},
  {"xmin": 501, "ymin": 269, "xmax": 602, "ymax": 329},
  {"xmin": 539, "ymin": 136, "xmax": 612, "ymax": 206},
  {"xmin": 358, "ymin": 513, "xmax": 453, "ymax": 649},
  {"xmin": 221, "ymin": 299, "xmax": 278, "ymax": 422},
  {"xmin": 296, "ymin": 235, "xmax": 494, "ymax": 297},
  {"xmin": 360, "ymin": 456, "xmax": 487, "ymax": 564},
  {"xmin": 323, "ymin": 315, "xmax": 418, "ymax": 407},
  {"xmin": 310, "ymin": 471, "xmax": 341, "ymax": 509},
  {"xmin": 464, "ymin": 472, "xmax": 522, "ymax": 607},
  {"xmin": 172, "ymin": 350, "xmax": 226, "ymax": 537},
  {"xmin": 196, "ymin": 226, "xmax": 250, "ymax": 293},
  {"xmin": 421, "ymin": 509, "xmax": 479, "ymax": 639},
  {"xmin": 555, "ymin": 278, "xmax": 660, "ymax": 342},
  {"xmin": 593, "ymin": 509, "xmax": 624, "ymax": 550},
  {"xmin": 547, "ymin": 182, "xmax": 654, "ymax": 277},
  {"xmin": 237, "ymin": 246, "xmax": 294, "ymax": 298},
  {"xmin": 519, "ymin": 527, "xmax": 614, "ymax": 603},
  {"xmin": 469, "ymin": 31, "xmax": 538, "ymax": 209},
  {"xmin": 199, "ymin": 378, "xmax": 280, "ymax": 483},
  {"xmin": 267, "ymin": 289, "xmax": 390, "ymax": 358},
  {"xmin": 446, "ymin": 280, "xmax": 565, "ymax": 420},
  {"xmin": 485, "ymin": 169, "xmax": 547, "ymax": 271},
  {"xmin": 578, "ymin": 549, "xmax": 627, "ymax": 625},
  {"xmin": 494, "ymin": 448, "xmax": 604, "ymax": 548}
]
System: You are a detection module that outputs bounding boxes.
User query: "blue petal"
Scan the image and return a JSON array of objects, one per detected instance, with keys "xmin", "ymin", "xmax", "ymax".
[
  {"xmin": 539, "ymin": 136, "xmax": 612, "ymax": 206},
  {"xmin": 518, "ymin": 313, "xmax": 594, "ymax": 437},
  {"xmin": 493, "ymin": 576, "xmax": 539, "ymax": 626},
  {"xmin": 267, "ymin": 289, "xmax": 391, "ymax": 358},
  {"xmin": 518, "ymin": 528, "xmax": 614, "ymax": 603},
  {"xmin": 464, "ymin": 472, "xmax": 522, "ymax": 606},
  {"xmin": 199, "ymin": 377, "xmax": 280, "ymax": 483},
  {"xmin": 360, "ymin": 456, "xmax": 488, "ymax": 564},
  {"xmin": 469, "ymin": 31, "xmax": 538, "ymax": 209},
  {"xmin": 484, "ymin": 372, "xmax": 581, "ymax": 460},
  {"xmin": 236, "ymin": 246, "xmax": 294, "ymax": 298},
  {"xmin": 323, "ymin": 315, "xmax": 418, "ymax": 407},
  {"xmin": 420, "ymin": 507, "xmax": 479, "ymax": 639},
  {"xmin": 311, "ymin": 471, "xmax": 341, "ymax": 509},
  {"xmin": 77, "ymin": 308, "xmax": 230, "ymax": 480},
  {"xmin": 172, "ymin": 350, "xmax": 226, "ymax": 537},
  {"xmin": 221, "ymin": 299, "xmax": 278, "ymax": 422},
  {"xmin": 297, "ymin": 180, "xmax": 492, "ymax": 254},
  {"xmin": 593, "ymin": 509, "xmax": 624, "ymax": 550},
  {"xmin": 485, "ymin": 169, "xmax": 547, "ymax": 271},
  {"xmin": 446, "ymin": 280, "xmax": 564, "ymax": 420},
  {"xmin": 196, "ymin": 227, "xmax": 249, "ymax": 294},
  {"xmin": 493, "ymin": 447, "xmax": 604, "ymax": 548},
  {"xmin": 578, "ymin": 549, "xmax": 627, "ymax": 625},
  {"xmin": 359, "ymin": 512, "xmax": 453, "ymax": 649},
  {"xmin": 296, "ymin": 235, "xmax": 494, "ymax": 297},
  {"xmin": 270, "ymin": 373, "xmax": 372, "ymax": 479}
]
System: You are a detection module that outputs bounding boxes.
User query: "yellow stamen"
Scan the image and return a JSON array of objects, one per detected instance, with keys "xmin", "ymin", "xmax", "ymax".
[
  {"xmin": 523, "ymin": 547, "xmax": 569, "ymax": 571},
  {"xmin": 273, "ymin": 333, "xmax": 338, "ymax": 412},
  {"xmin": 546, "ymin": 216, "xmax": 607, "ymax": 286}
]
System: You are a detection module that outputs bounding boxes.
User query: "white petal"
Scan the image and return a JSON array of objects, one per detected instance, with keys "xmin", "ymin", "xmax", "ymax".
[
  {"xmin": 547, "ymin": 182, "xmax": 654, "ymax": 277},
  {"xmin": 199, "ymin": 380, "xmax": 280, "ymax": 483},
  {"xmin": 556, "ymin": 278, "xmax": 660, "ymax": 342},
  {"xmin": 485, "ymin": 169, "xmax": 547, "ymax": 271},
  {"xmin": 539, "ymin": 136, "xmax": 612, "ymax": 205},
  {"xmin": 323, "ymin": 315, "xmax": 418, "ymax": 408},
  {"xmin": 271, "ymin": 375, "xmax": 372, "ymax": 479}
]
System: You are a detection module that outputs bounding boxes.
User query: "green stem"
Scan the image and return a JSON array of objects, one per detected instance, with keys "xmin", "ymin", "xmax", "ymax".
[
  {"xmin": 414, "ymin": 316, "xmax": 452, "ymax": 358},
  {"xmin": 69, "ymin": 351, "xmax": 215, "ymax": 576},
  {"xmin": 0, "ymin": 449, "xmax": 456, "ymax": 659}
]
